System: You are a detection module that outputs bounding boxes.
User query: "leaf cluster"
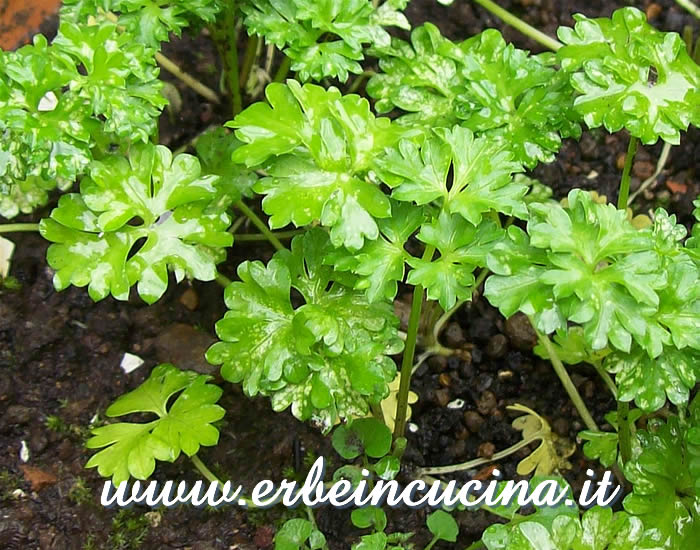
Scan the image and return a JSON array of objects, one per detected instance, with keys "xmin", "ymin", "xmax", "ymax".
[
  {"xmin": 240, "ymin": 0, "xmax": 410, "ymax": 82},
  {"xmin": 367, "ymin": 24, "xmax": 581, "ymax": 167},
  {"xmin": 206, "ymin": 230, "xmax": 402, "ymax": 432}
]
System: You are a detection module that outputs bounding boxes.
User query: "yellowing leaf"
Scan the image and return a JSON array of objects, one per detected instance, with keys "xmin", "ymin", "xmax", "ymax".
[
  {"xmin": 509, "ymin": 404, "xmax": 575, "ymax": 476},
  {"xmin": 377, "ymin": 375, "xmax": 418, "ymax": 432},
  {"xmin": 0, "ymin": 236, "xmax": 15, "ymax": 279}
]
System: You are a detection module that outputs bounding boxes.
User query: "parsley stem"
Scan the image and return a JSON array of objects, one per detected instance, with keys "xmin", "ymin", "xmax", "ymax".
[
  {"xmin": 234, "ymin": 201, "xmax": 285, "ymax": 251},
  {"xmin": 471, "ymin": 0, "xmax": 563, "ymax": 51},
  {"xmin": 273, "ymin": 56, "xmax": 292, "ymax": 83},
  {"xmin": 190, "ymin": 454, "xmax": 259, "ymax": 508},
  {"xmin": 0, "ymin": 223, "xmax": 40, "ymax": 233},
  {"xmin": 346, "ymin": 70, "xmax": 376, "ymax": 94},
  {"xmin": 211, "ymin": 3, "xmax": 242, "ymax": 116},
  {"xmin": 618, "ymin": 135, "xmax": 639, "ymax": 209},
  {"xmin": 617, "ymin": 401, "xmax": 632, "ymax": 465},
  {"xmin": 418, "ymin": 434, "xmax": 540, "ymax": 476},
  {"xmin": 394, "ymin": 245, "xmax": 436, "ymax": 439},
  {"xmin": 232, "ymin": 229, "xmax": 303, "ymax": 241},
  {"xmin": 676, "ymin": 0, "xmax": 700, "ymax": 19},
  {"xmin": 628, "ymin": 141, "xmax": 672, "ymax": 205},
  {"xmin": 154, "ymin": 52, "xmax": 221, "ymax": 105},
  {"xmin": 534, "ymin": 327, "xmax": 599, "ymax": 432},
  {"xmin": 239, "ymin": 35, "xmax": 260, "ymax": 90},
  {"xmin": 216, "ymin": 272, "xmax": 232, "ymax": 288},
  {"xmin": 102, "ymin": 11, "xmax": 221, "ymax": 105}
]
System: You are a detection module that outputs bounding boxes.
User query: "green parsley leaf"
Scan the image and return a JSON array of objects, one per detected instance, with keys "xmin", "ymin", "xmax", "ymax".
[
  {"xmin": 86, "ymin": 364, "xmax": 225, "ymax": 485},
  {"xmin": 557, "ymin": 7, "xmax": 700, "ymax": 144},
  {"xmin": 407, "ymin": 212, "xmax": 503, "ymax": 310},
  {"xmin": 40, "ymin": 144, "xmax": 232, "ymax": 304},
  {"xmin": 206, "ymin": 229, "xmax": 402, "ymax": 432},
  {"xmin": 374, "ymin": 125, "xmax": 526, "ymax": 223},
  {"xmin": 240, "ymin": 0, "xmax": 409, "ymax": 82},
  {"xmin": 623, "ymin": 416, "xmax": 700, "ymax": 548},
  {"xmin": 229, "ymin": 81, "xmax": 404, "ymax": 250},
  {"xmin": 367, "ymin": 25, "xmax": 580, "ymax": 167}
]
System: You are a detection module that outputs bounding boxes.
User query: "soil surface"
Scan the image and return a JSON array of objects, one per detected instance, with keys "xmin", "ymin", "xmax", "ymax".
[{"xmin": 1, "ymin": 1, "xmax": 698, "ymax": 549}]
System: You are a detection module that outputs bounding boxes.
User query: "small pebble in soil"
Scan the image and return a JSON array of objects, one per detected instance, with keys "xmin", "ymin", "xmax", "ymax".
[
  {"xmin": 447, "ymin": 398, "xmax": 465, "ymax": 410},
  {"xmin": 433, "ymin": 388, "xmax": 451, "ymax": 407},
  {"xmin": 428, "ymin": 355, "xmax": 447, "ymax": 372},
  {"xmin": 552, "ymin": 418, "xmax": 570, "ymax": 437},
  {"xmin": 438, "ymin": 373, "xmax": 451, "ymax": 388},
  {"xmin": 444, "ymin": 323, "xmax": 466, "ymax": 348},
  {"xmin": 179, "ymin": 288, "xmax": 199, "ymax": 311},
  {"xmin": 485, "ymin": 333, "xmax": 508, "ymax": 359},
  {"xmin": 477, "ymin": 391, "xmax": 498, "ymax": 416},
  {"xmin": 504, "ymin": 313, "xmax": 537, "ymax": 351},
  {"xmin": 464, "ymin": 410, "xmax": 485, "ymax": 433},
  {"xmin": 477, "ymin": 441, "xmax": 496, "ymax": 459}
]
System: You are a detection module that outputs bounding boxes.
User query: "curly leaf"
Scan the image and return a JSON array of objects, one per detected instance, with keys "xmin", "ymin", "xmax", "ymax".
[
  {"xmin": 367, "ymin": 25, "xmax": 580, "ymax": 167},
  {"xmin": 509, "ymin": 404, "xmax": 574, "ymax": 476},
  {"xmin": 557, "ymin": 7, "xmax": 700, "ymax": 144},
  {"xmin": 40, "ymin": 144, "xmax": 232, "ymax": 304},
  {"xmin": 86, "ymin": 364, "xmax": 225, "ymax": 485},
  {"xmin": 240, "ymin": 0, "xmax": 409, "ymax": 82},
  {"xmin": 485, "ymin": 190, "xmax": 682, "ymax": 356},
  {"xmin": 374, "ymin": 125, "xmax": 526, "ymax": 223},
  {"xmin": 206, "ymin": 229, "xmax": 402, "ymax": 432},
  {"xmin": 229, "ymin": 81, "xmax": 403, "ymax": 250},
  {"xmin": 407, "ymin": 212, "xmax": 503, "ymax": 310},
  {"xmin": 605, "ymin": 346, "xmax": 700, "ymax": 412},
  {"xmin": 483, "ymin": 506, "xmax": 645, "ymax": 550},
  {"xmin": 623, "ymin": 416, "xmax": 700, "ymax": 548}
]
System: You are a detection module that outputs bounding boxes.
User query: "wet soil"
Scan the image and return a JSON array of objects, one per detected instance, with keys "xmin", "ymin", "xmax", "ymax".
[{"xmin": 0, "ymin": 1, "xmax": 698, "ymax": 549}]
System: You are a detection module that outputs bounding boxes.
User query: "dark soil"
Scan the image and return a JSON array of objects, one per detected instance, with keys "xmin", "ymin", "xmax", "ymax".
[{"xmin": 1, "ymin": 1, "xmax": 698, "ymax": 549}]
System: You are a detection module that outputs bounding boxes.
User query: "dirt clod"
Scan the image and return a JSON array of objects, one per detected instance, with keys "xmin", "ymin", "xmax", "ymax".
[{"xmin": 504, "ymin": 313, "xmax": 537, "ymax": 351}]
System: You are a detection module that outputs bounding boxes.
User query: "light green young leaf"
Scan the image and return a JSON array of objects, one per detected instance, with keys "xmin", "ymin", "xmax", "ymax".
[
  {"xmin": 407, "ymin": 212, "xmax": 503, "ymax": 310},
  {"xmin": 374, "ymin": 125, "xmax": 526, "ymax": 223},
  {"xmin": 605, "ymin": 345, "xmax": 700, "ymax": 412},
  {"xmin": 426, "ymin": 509, "xmax": 458, "ymax": 543},
  {"xmin": 229, "ymin": 81, "xmax": 404, "ymax": 250},
  {"xmin": 85, "ymin": 364, "xmax": 225, "ymax": 485},
  {"xmin": 367, "ymin": 25, "xmax": 580, "ymax": 167},
  {"xmin": 206, "ymin": 229, "xmax": 402, "ymax": 432},
  {"xmin": 240, "ymin": 0, "xmax": 409, "ymax": 82},
  {"xmin": 557, "ymin": 7, "xmax": 700, "ymax": 144},
  {"xmin": 623, "ymin": 417, "xmax": 700, "ymax": 548},
  {"xmin": 40, "ymin": 144, "xmax": 232, "ymax": 304}
]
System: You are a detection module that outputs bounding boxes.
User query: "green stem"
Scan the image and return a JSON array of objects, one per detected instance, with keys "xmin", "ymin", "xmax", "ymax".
[
  {"xmin": 155, "ymin": 52, "xmax": 221, "ymax": 104},
  {"xmin": 239, "ymin": 35, "xmax": 260, "ymax": 90},
  {"xmin": 191, "ymin": 455, "xmax": 259, "ymax": 509},
  {"xmin": 592, "ymin": 362, "xmax": 618, "ymax": 399},
  {"xmin": 472, "ymin": 0, "xmax": 563, "ymax": 51},
  {"xmin": 346, "ymin": 70, "xmax": 376, "ymax": 94},
  {"xmin": 305, "ymin": 506, "xmax": 329, "ymax": 550},
  {"xmin": 211, "ymin": 4, "xmax": 242, "ymax": 116},
  {"xmin": 534, "ymin": 327, "xmax": 599, "ymax": 432},
  {"xmin": 233, "ymin": 229, "xmax": 303, "ymax": 242},
  {"xmin": 628, "ymin": 141, "xmax": 672, "ymax": 205},
  {"xmin": 393, "ymin": 245, "xmax": 436, "ymax": 439},
  {"xmin": 216, "ymin": 272, "xmax": 232, "ymax": 288},
  {"xmin": 234, "ymin": 201, "xmax": 285, "ymax": 251},
  {"xmin": 425, "ymin": 537, "xmax": 439, "ymax": 550},
  {"xmin": 618, "ymin": 136, "xmax": 638, "ymax": 210},
  {"xmin": 617, "ymin": 401, "xmax": 632, "ymax": 465},
  {"xmin": 418, "ymin": 434, "xmax": 541, "ymax": 476},
  {"xmin": 677, "ymin": 0, "xmax": 700, "ymax": 19},
  {"xmin": 273, "ymin": 56, "xmax": 292, "ymax": 82},
  {"xmin": 0, "ymin": 223, "xmax": 40, "ymax": 233}
]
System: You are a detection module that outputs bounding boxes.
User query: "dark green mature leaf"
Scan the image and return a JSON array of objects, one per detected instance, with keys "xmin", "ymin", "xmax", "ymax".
[
  {"xmin": 374, "ymin": 125, "xmax": 526, "ymax": 223},
  {"xmin": 206, "ymin": 229, "xmax": 402, "ymax": 432},
  {"xmin": 240, "ymin": 0, "xmax": 409, "ymax": 82},
  {"xmin": 623, "ymin": 416, "xmax": 700, "ymax": 548},
  {"xmin": 367, "ymin": 25, "xmax": 580, "ymax": 167},
  {"xmin": 557, "ymin": 7, "xmax": 700, "ymax": 144},
  {"xmin": 86, "ymin": 364, "xmax": 224, "ymax": 485},
  {"xmin": 485, "ymin": 190, "xmax": 686, "ymax": 356},
  {"xmin": 40, "ymin": 144, "xmax": 232, "ymax": 304},
  {"xmin": 407, "ymin": 212, "xmax": 503, "ymax": 310},
  {"xmin": 229, "ymin": 81, "xmax": 405, "ymax": 250}
]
